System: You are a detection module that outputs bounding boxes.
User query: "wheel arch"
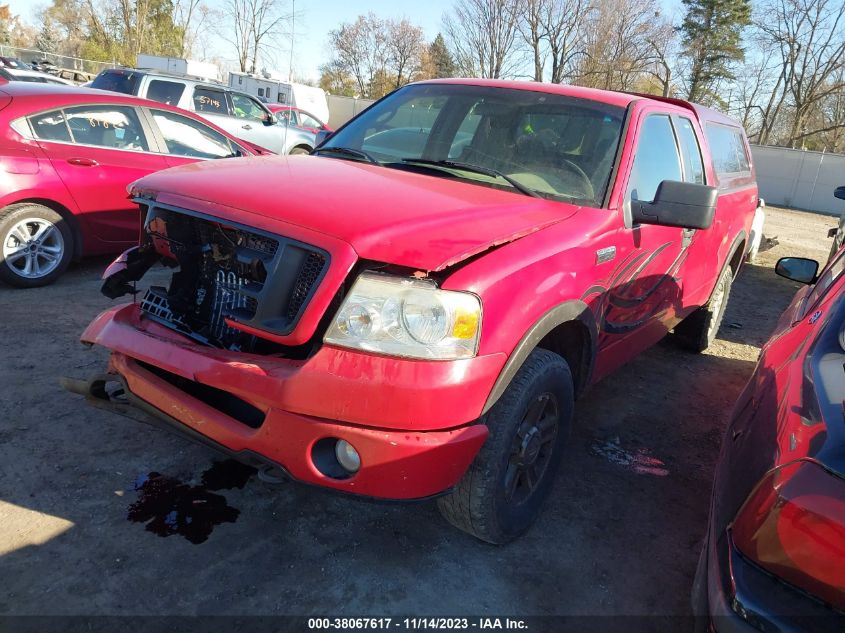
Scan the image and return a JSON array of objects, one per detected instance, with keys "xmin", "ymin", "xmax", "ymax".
[
  {"xmin": 708, "ymin": 230, "xmax": 747, "ymax": 303},
  {"xmin": 4, "ymin": 198, "xmax": 84, "ymax": 260},
  {"xmin": 482, "ymin": 300, "xmax": 597, "ymax": 415}
]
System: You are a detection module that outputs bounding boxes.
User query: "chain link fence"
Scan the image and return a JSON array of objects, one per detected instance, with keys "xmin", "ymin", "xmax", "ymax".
[{"xmin": 0, "ymin": 45, "xmax": 117, "ymax": 77}]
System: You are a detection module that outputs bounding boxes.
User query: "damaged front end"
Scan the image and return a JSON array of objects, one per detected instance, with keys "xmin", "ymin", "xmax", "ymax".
[{"xmin": 103, "ymin": 202, "xmax": 330, "ymax": 354}]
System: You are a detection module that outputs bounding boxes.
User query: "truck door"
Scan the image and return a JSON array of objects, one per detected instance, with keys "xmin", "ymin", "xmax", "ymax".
[{"xmin": 593, "ymin": 111, "xmax": 688, "ymax": 375}]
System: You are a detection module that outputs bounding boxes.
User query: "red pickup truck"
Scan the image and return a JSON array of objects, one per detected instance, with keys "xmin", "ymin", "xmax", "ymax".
[{"xmin": 67, "ymin": 79, "xmax": 758, "ymax": 543}]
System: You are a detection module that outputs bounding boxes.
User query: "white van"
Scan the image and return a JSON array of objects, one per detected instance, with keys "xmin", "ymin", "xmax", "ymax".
[{"xmin": 227, "ymin": 72, "xmax": 330, "ymax": 125}]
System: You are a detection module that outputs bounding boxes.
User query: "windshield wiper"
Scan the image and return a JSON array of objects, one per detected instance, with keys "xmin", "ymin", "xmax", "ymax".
[
  {"xmin": 313, "ymin": 146, "xmax": 378, "ymax": 164},
  {"xmin": 399, "ymin": 158, "xmax": 540, "ymax": 198}
]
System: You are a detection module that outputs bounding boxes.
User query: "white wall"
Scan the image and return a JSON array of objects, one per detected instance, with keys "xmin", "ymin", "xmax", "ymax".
[
  {"xmin": 326, "ymin": 95, "xmax": 375, "ymax": 129},
  {"xmin": 752, "ymin": 145, "xmax": 845, "ymax": 216}
]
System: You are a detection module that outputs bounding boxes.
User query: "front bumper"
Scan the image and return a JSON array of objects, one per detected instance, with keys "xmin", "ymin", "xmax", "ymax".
[{"xmin": 73, "ymin": 303, "xmax": 500, "ymax": 500}]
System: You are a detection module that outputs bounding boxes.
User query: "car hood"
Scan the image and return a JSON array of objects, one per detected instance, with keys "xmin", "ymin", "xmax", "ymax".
[{"xmin": 130, "ymin": 155, "xmax": 581, "ymax": 271}]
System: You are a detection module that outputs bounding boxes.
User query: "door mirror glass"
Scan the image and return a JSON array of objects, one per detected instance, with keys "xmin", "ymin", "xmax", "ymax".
[
  {"xmin": 835, "ymin": 186, "xmax": 845, "ymax": 201},
  {"xmin": 776, "ymin": 257, "xmax": 819, "ymax": 284}
]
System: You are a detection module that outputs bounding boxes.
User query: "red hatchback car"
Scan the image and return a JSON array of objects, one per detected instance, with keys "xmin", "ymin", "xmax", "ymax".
[
  {"xmin": 0, "ymin": 81, "xmax": 267, "ymax": 288},
  {"xmin": 694, "ymin": 249, "xmax": 845, "ymax": 629}
]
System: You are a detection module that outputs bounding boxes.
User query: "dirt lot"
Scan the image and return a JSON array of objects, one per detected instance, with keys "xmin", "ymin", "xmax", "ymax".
[{"xmin": 0, "ymin": 207, "xmax": 838, "ymax": 626}]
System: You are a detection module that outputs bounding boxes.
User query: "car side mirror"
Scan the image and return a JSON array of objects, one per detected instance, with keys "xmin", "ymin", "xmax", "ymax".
[
  {"xmin": 835, "ymin": 186, "xmax": 845, "ymax": 200},
  {"xmin": 315, "ymin": 129, "xmax": 334, "ymax": 147},
  {"xmin": 775, "ymin": 257, "xmax": 819, "ymax": 284},
  {"xmin": 263, "ymin": 112, "xmax": 276, "ymax": 126},
  {"xmin": 630, "ymin": 180, "xmax": 717, "ymax": 230}
]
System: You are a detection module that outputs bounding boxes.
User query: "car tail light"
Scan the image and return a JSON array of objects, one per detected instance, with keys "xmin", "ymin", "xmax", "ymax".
[{"xmin": 732, "ymin": 460, "xmax": 845, "ymax": 611}]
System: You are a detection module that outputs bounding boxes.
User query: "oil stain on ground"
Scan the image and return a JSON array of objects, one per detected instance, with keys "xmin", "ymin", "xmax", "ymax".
[{"xmin": 128, "ymin": 460, "xmax": 256, "ymax": 544}]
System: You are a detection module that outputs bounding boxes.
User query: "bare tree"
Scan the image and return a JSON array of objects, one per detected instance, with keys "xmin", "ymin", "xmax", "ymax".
[
  {"xmin": 756, "ymin": 0, "xmax": 845, "ymax": 147},
  {"xmin": 542, "ymin": 0, "xmax": 593, "ymax": 84},
  {"xmin": 388, "ymin": 18, "xmax": 425, "ymax": 88},
  {"xmin": 575, "ymin": 0, "xmax": 670, "ymax": 92},
  {"xmin": 444, "ymin": 0, "xmax": 522, "ymax": 78},
  {"xmin": 518, "ymin": 0, "xmax": 547, "ymax": 81},
  {"xmin": 221, "ymin": 0, "xmax": 290, "ymax": 73},
  {"xmin": 327, "ymin": 14, "xmax": 389, "ymax": 97},
  {"xmin": 174, "ymin": 0, "xmax": 206, "ymax": 58}
]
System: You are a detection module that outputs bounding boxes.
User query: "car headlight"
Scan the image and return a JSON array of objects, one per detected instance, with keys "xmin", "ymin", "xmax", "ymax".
[{"xmin": 324, "ymin": 272, "xmax": 481, "ymax": 360}]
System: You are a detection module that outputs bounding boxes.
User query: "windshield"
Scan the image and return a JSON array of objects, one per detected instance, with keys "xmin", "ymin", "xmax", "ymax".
[
  {"xmin": 322, "ymin": 84, "xmax": 625, "ymax": 206},
  {"xmin": 91, "ymin": 70, "xmax": 140, "ymax": 95}
]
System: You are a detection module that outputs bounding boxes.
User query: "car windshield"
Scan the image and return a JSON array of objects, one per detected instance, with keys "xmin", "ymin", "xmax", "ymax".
[
  {"xmin": 321, "ymin": 84, "xmax": 625, "ymax": 206},
  {"xmin": 91, "ymin": 70, "xmax": 140, "ymax": 95}
]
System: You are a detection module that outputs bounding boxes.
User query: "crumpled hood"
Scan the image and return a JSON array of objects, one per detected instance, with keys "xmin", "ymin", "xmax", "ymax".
[{"xmin": 130, "ymin": 155, "xmax": 581, "ymax": 271}]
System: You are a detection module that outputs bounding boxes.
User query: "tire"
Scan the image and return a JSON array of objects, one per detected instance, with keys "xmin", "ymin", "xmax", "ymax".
[
  {"xmin": 0, "ymin": 203, "xmax": 73, "ymax": 288},
  {"xmin": 289, "ymin": 146, "xmax": 311, "ymax": 155},
  {"xmin": 673, "ymin": 266, "xmax": 733, "ymax": 352},
  {"xmin": 437, "ymin": 348, "xmax": 574, "ymax": 544}
]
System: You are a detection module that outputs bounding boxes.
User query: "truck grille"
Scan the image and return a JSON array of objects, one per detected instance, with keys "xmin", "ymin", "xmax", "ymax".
[{"xmin": 139, "ymin": 205, "xmax": 329, "ymax": 351}]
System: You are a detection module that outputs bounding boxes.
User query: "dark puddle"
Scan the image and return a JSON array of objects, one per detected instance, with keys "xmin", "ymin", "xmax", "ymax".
[{"xmin": 128, "ymin": 460, "xmax": 257, "ymax": 544}]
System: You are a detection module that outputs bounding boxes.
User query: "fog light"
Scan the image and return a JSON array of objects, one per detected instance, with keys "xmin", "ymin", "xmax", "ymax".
[{"xmin": 335, "ymin": 440, "xmax": 361, "ymax": 473}]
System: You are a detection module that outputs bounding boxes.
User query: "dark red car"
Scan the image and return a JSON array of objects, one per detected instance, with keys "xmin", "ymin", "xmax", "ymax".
[
  {"xmin": 693, "ymin": 250, "xmax": 845, "ymax": 629},
  {"xmin": 0, "ymin": 81, "xmax": 268, "ymax": 288},
  {"xmin": 266, "ymin": 104, "xmax": 332, "ymax": 134}
]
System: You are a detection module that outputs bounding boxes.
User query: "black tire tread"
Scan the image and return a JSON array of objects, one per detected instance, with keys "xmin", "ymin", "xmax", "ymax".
[
  {"xmin": 674, "ymin": 266, "xmax": 733, "ymax": 352},
  {"xmin": 437, "ymin": 348, "xmax": 573, "ymax": 544}
]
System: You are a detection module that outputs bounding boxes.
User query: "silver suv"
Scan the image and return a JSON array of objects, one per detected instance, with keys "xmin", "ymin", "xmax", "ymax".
[{"xmin": 90, "ymin": 68, "xmax": 316, "ymax": 155}]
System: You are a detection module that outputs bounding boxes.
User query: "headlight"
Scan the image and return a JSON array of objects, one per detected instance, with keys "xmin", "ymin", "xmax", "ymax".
[{"xmin": 324, "ymin": 272, "xmax": 481, "ymax": 359}]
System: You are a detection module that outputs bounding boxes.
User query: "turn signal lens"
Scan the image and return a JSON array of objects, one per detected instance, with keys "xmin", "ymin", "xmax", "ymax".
[{"xmin": 732, "ymin": 460, "xmax": 845, "ymax": 610}]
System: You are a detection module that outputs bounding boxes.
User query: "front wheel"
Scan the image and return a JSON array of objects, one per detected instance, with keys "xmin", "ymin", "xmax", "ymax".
[
  {"xmin": 437, "ymin": 349, "xmax": 574, "ymax": 544},
  {"xmin": 0, "ymin": 203, "xmax": 73, "ymax": 288}
]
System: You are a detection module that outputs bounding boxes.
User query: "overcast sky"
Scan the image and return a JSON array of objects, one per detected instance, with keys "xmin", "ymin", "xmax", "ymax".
[{"xmin": 8, "ymin": 0, "xmax": 682, "ymax": 82}]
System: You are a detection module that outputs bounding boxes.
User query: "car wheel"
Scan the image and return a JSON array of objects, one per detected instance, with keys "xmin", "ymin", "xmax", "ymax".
[
  {"xmin": 437, "ymin": 348, "xmax": 574, "ymax": 544},
  {"xmin": 673, "ymin": 266, "xmax": 733, "ymax": 352},
  {"xmin": 289, "ymin": 146, "xmax": 311, "ymax": 155},
  {"xmin": 0, "ymin": 203, "xmax": 73, "ymax": 288}
]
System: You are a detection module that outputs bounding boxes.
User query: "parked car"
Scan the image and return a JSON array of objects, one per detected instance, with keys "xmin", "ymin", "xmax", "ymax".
[
  {"xmin": 0, "ymin": 82, "xmax": 269, "ymax": 288},
  {"xmin": 29, "ymin": 59, "xmax": 58, "ymax": 74},
  {"xmin": 7, "ymin": 68, "xmax": 75, "ymax": 85},
  {"xmin": 55, "ymin": 68, "xmax": 96, "ymax": 85},
  {"xmin": 90, "ymin": 68, "xmax": 317, "ymax": 155},
  {"xmin": 0, "ymin": 57, "xmax": 31, "ymax": 70},
  {"xmin": 267, "ymin": 104, "xmax": 332, "ymax": 134},
  {"xmin": 68, "ymin": 80, "xmax": 758, "ymax": 543},
  {"xmin": 692, "ymin": 248, "xmax": 845, "ymax": 630},
  {"xmin": 827, "ymin": 186, "xmax": 845, "ymax": 263}
]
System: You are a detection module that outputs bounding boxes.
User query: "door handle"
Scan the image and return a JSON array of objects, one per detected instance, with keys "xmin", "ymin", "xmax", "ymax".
[
  {"xmin": 241, "ymin": 124, "xmax": 252, "ymax": 130},
  {"xmin": 67, "ymin": 157, "xmax": 98, "ymax": 167}
]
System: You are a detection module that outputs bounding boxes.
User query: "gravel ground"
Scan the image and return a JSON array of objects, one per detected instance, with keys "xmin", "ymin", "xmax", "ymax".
[{"xmin": 0, "ymin": 206, "xmax": 837, "ymax": 628}]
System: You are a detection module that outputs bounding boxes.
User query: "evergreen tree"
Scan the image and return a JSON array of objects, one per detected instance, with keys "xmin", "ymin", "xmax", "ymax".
[
  {"xmin": 429, "ymin": 33, "xmax": 455, "ymax": 78},
  {"xmin": 680, "ymin": 0, "xmax": 751, "ymax": 105}
]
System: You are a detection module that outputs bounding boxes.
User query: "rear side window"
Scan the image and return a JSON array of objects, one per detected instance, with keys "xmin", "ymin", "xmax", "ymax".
[
  {"xmin": 675, "ymin": 117, "xmax": 705, "ymax": 185},
  {"xmin": 91, "ymin": 70, "xmax": 140, "ymax": 95},
  {"xmin": 147, "ymin": 80, "xmax": 185, "ymax": 106},
  {"xmin": 63, "ymin": 105, "xmax": 150, "ymax": 151},
  {"xmin": 25, "ymin": 110, "xmax": 72, "ymax": 142},
  {"xmin": 193, "ymin": 88, "xmax": 229, "ymax": 115},
  {"xmin": 150, "ymin": 109, "xmax": 237, "ymax": 159},
  {"xmin": 626, "ymin": 115, "xmax": 682, "ymax": 203},
  {"xmin": 705, "ymin": 123, "xmax": 750, "ymax": 178}
]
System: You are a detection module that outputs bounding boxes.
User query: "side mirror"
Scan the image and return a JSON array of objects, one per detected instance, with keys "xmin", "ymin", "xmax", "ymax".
[
  {"xmin": 834, "ymin": 186, "xmax": 845, "ymax": 201},
  {"xmin": 630, "ymin": 180, "xmax": 717, "ymax": 230},
  {"xmin": 263, "ymin": 112, "xmax": 276, "ymax": 126},
  {"xmin": 775, "ymin": 257, "xmax": 819, "ymax": 284},
  {"xmin": 315, "ymin": 129, "xmax": 334, "ymax": 147}
]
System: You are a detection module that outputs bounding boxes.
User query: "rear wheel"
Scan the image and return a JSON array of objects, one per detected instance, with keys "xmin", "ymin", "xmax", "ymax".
[
  {"xmin": 0, "ymin": 203, "xmax": 73, "ymax": 288},
  {"xmin": 673, "ymin": 266, "xmax": 733, "ymax": 352},
  {"xmin": 437, "ymin": 348, "xmax": 574, "ymax": 544}
]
